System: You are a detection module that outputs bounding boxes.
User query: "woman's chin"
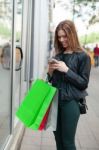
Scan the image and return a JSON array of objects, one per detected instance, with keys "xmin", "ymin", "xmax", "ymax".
[{"xmin": 63, "ymin": 45, "xmax": 68, "ymax": 48}]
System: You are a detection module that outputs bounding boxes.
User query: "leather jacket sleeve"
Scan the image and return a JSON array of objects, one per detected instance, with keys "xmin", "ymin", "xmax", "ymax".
[{"xmin": 64, "ymin": 53, "xmax": 91, "ymax": 90}]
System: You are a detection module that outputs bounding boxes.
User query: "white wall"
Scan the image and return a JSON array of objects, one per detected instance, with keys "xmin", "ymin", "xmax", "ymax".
[{"xmin": 33, "ymin": 0, "xmax": 49, "ymax": 79}]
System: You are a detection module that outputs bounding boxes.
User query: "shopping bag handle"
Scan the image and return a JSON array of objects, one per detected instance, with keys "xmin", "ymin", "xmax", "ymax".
[{"xmin": 40, "ymin": 74, "xmax": 50, "ymax": 84}]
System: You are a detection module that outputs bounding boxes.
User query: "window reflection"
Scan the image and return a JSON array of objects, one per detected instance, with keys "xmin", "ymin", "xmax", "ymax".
[
  {"xmin": 0, "ymin": 0, "xmax": 12, "ymax": 148},
  {"xmin": 0, "ymin": 45, "xmax": 23, "ymax": 71},
  {"xmin": 0, "ymin": 43, "xmax": 11, "ymax": 70},
  {"xmin": 14, "ymin": 0, "xmax": 23, "ymax": 123},
  {"xmin": 16, "ymin": 47, "xmax": 23, "ymax": 71},
  {"xmin": 16, "ymin": 0, "xmax": 22, "ymax": 45}
]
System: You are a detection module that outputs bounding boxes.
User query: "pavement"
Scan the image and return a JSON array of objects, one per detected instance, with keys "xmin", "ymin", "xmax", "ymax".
[{"xmin": 19, "ymin": 67, "xmax": 99, "ymax": 150}]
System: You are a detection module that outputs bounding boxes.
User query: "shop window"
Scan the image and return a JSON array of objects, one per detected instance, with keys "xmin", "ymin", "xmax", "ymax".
[
  {"xmin": 14, "ymin": 0, "xmax": 23, "ymax": 125},
  {"xmin": 0, "ymin": 0, "xmax": 12, "ymax": 149}
]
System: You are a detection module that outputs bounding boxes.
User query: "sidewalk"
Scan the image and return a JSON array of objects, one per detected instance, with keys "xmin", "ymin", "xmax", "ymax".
[{"xmin": 20, "ymin": 67, "xmax": 99, "ymax": 150}]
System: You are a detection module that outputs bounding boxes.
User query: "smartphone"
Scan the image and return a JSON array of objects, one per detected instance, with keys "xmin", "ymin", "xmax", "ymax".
[{"xmin": 48, "ymin": 58, "xmax": 58, "ymax": 64}]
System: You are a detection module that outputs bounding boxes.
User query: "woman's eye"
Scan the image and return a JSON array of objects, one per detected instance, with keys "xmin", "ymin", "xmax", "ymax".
[
  {"xmin": 58, "ymin": 37, "xmax": 66, "ymax": 40},
  {"xmin": 59, "ymin": 36, "xmax": 66, "ymax": 38}
]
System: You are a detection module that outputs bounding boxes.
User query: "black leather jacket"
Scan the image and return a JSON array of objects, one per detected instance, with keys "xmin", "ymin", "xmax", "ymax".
[{"xmin": 48, "ymin": 51, "xmax": 91, "ymax": 102}]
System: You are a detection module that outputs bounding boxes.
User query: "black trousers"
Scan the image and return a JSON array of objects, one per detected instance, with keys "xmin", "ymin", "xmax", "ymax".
[
  {"xmin": 53, "ymin": 100, "xmax": 80, "ymax": 150},
  {"xmin": 94, "ymin": 56, "xmax": 99, "ymax": 67}
]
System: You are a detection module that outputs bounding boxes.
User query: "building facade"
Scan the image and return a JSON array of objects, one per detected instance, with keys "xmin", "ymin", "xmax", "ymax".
[{"xmin": 0, "ymin": 0, "xmax": 53, "ymax": 149}]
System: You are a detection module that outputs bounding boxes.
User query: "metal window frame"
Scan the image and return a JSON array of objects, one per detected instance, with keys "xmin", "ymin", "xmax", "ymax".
[{"xmin": 10, "ymin": 0, "xmax": 17, "ymax": 134}]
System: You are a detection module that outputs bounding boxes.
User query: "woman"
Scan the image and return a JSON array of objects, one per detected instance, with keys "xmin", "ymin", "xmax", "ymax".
[{"xmin": 47, "ymin": 20, "xmax": 91, "ymax": 150}]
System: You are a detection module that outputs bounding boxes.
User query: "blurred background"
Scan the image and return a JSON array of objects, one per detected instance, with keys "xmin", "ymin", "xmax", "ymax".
[{"xmin": 0, "ymin": 0, "xmax": 99, "ymax": 150}]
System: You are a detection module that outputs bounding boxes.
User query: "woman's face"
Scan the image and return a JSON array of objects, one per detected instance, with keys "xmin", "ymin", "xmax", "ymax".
[{"xmin": 57, "ymin": 29, "xmax": 68, "ymax": 49}]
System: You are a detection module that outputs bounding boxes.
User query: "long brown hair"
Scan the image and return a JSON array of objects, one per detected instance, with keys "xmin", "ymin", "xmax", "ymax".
[{"xmin": 54, "ymin": 20, "xmax": 82, "ymax": 54}]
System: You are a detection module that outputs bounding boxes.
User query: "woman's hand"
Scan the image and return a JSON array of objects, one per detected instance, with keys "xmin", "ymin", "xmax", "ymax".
[
  {"xmin": 48, "ymin": 62, "xmax": 56, "ymax": 76},
  {"xmin": 49, "ymin": 61, "xmax": 69, "ymax": 73}
]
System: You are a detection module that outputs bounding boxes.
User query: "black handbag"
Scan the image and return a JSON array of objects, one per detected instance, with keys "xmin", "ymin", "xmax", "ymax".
[{"xmin": 79, "ymin": 98, "xmax": 88, "ymax": 114}]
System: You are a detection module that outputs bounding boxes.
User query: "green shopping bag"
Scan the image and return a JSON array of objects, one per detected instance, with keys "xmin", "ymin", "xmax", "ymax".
[
  {"xmin": 30, "ymin": 87, "xmax": 57, "ymax": 130},
  {"xmin": 16, "ymin": 79, "xmax": 57, "ymax": 129}
]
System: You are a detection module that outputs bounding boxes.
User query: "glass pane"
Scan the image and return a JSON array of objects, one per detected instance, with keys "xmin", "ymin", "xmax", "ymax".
[
  {"xmin": 0, "ymin": 0, "xmax": 13, "ymax": 149},
  {"xmin": 16, "ymin": 0, "xmax": 22, "ymax": 46},
  {"xmin": 14, "ymin": 0, "xmax": 23, "ymax": 119}
]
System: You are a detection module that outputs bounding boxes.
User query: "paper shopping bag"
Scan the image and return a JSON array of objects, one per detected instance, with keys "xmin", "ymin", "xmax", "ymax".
[
  {"xmin": 16, "ymin": 79, "xmax": 57, "ymax": 129},
  {"xmin": 29, "ymin": 88, "xmax": 57, "ymax": 130},
  {"xmin": 45, "ymin": 91, "xmax": 58, "ymax": 131},
  {"xmin": 39, "ymin": 105, "xmax": 51, "ymax": 130},
  {"xmin": 38, "ymin": 91, "xmax": 58, "ymax": 131}
]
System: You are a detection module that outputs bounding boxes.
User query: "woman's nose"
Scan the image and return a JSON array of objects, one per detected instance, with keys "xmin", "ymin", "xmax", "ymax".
[{"xmin": 60, "ymin": 37, "xmax": 64, "ymax": 42}]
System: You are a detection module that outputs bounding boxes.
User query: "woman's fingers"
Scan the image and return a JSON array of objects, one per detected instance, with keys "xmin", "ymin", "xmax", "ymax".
[
  {"xmin": 49, "ymin": 61, "xmax": 68, "ymax": 72},
  {"xmin": 50, "ymin": 64, "xmax": 59, "ymax": 69}
]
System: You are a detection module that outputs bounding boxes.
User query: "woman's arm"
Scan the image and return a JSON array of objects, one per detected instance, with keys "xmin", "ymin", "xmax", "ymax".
[{"xmin": 64, "ymin": 54, "xmax": 91, "ymax": 90}]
